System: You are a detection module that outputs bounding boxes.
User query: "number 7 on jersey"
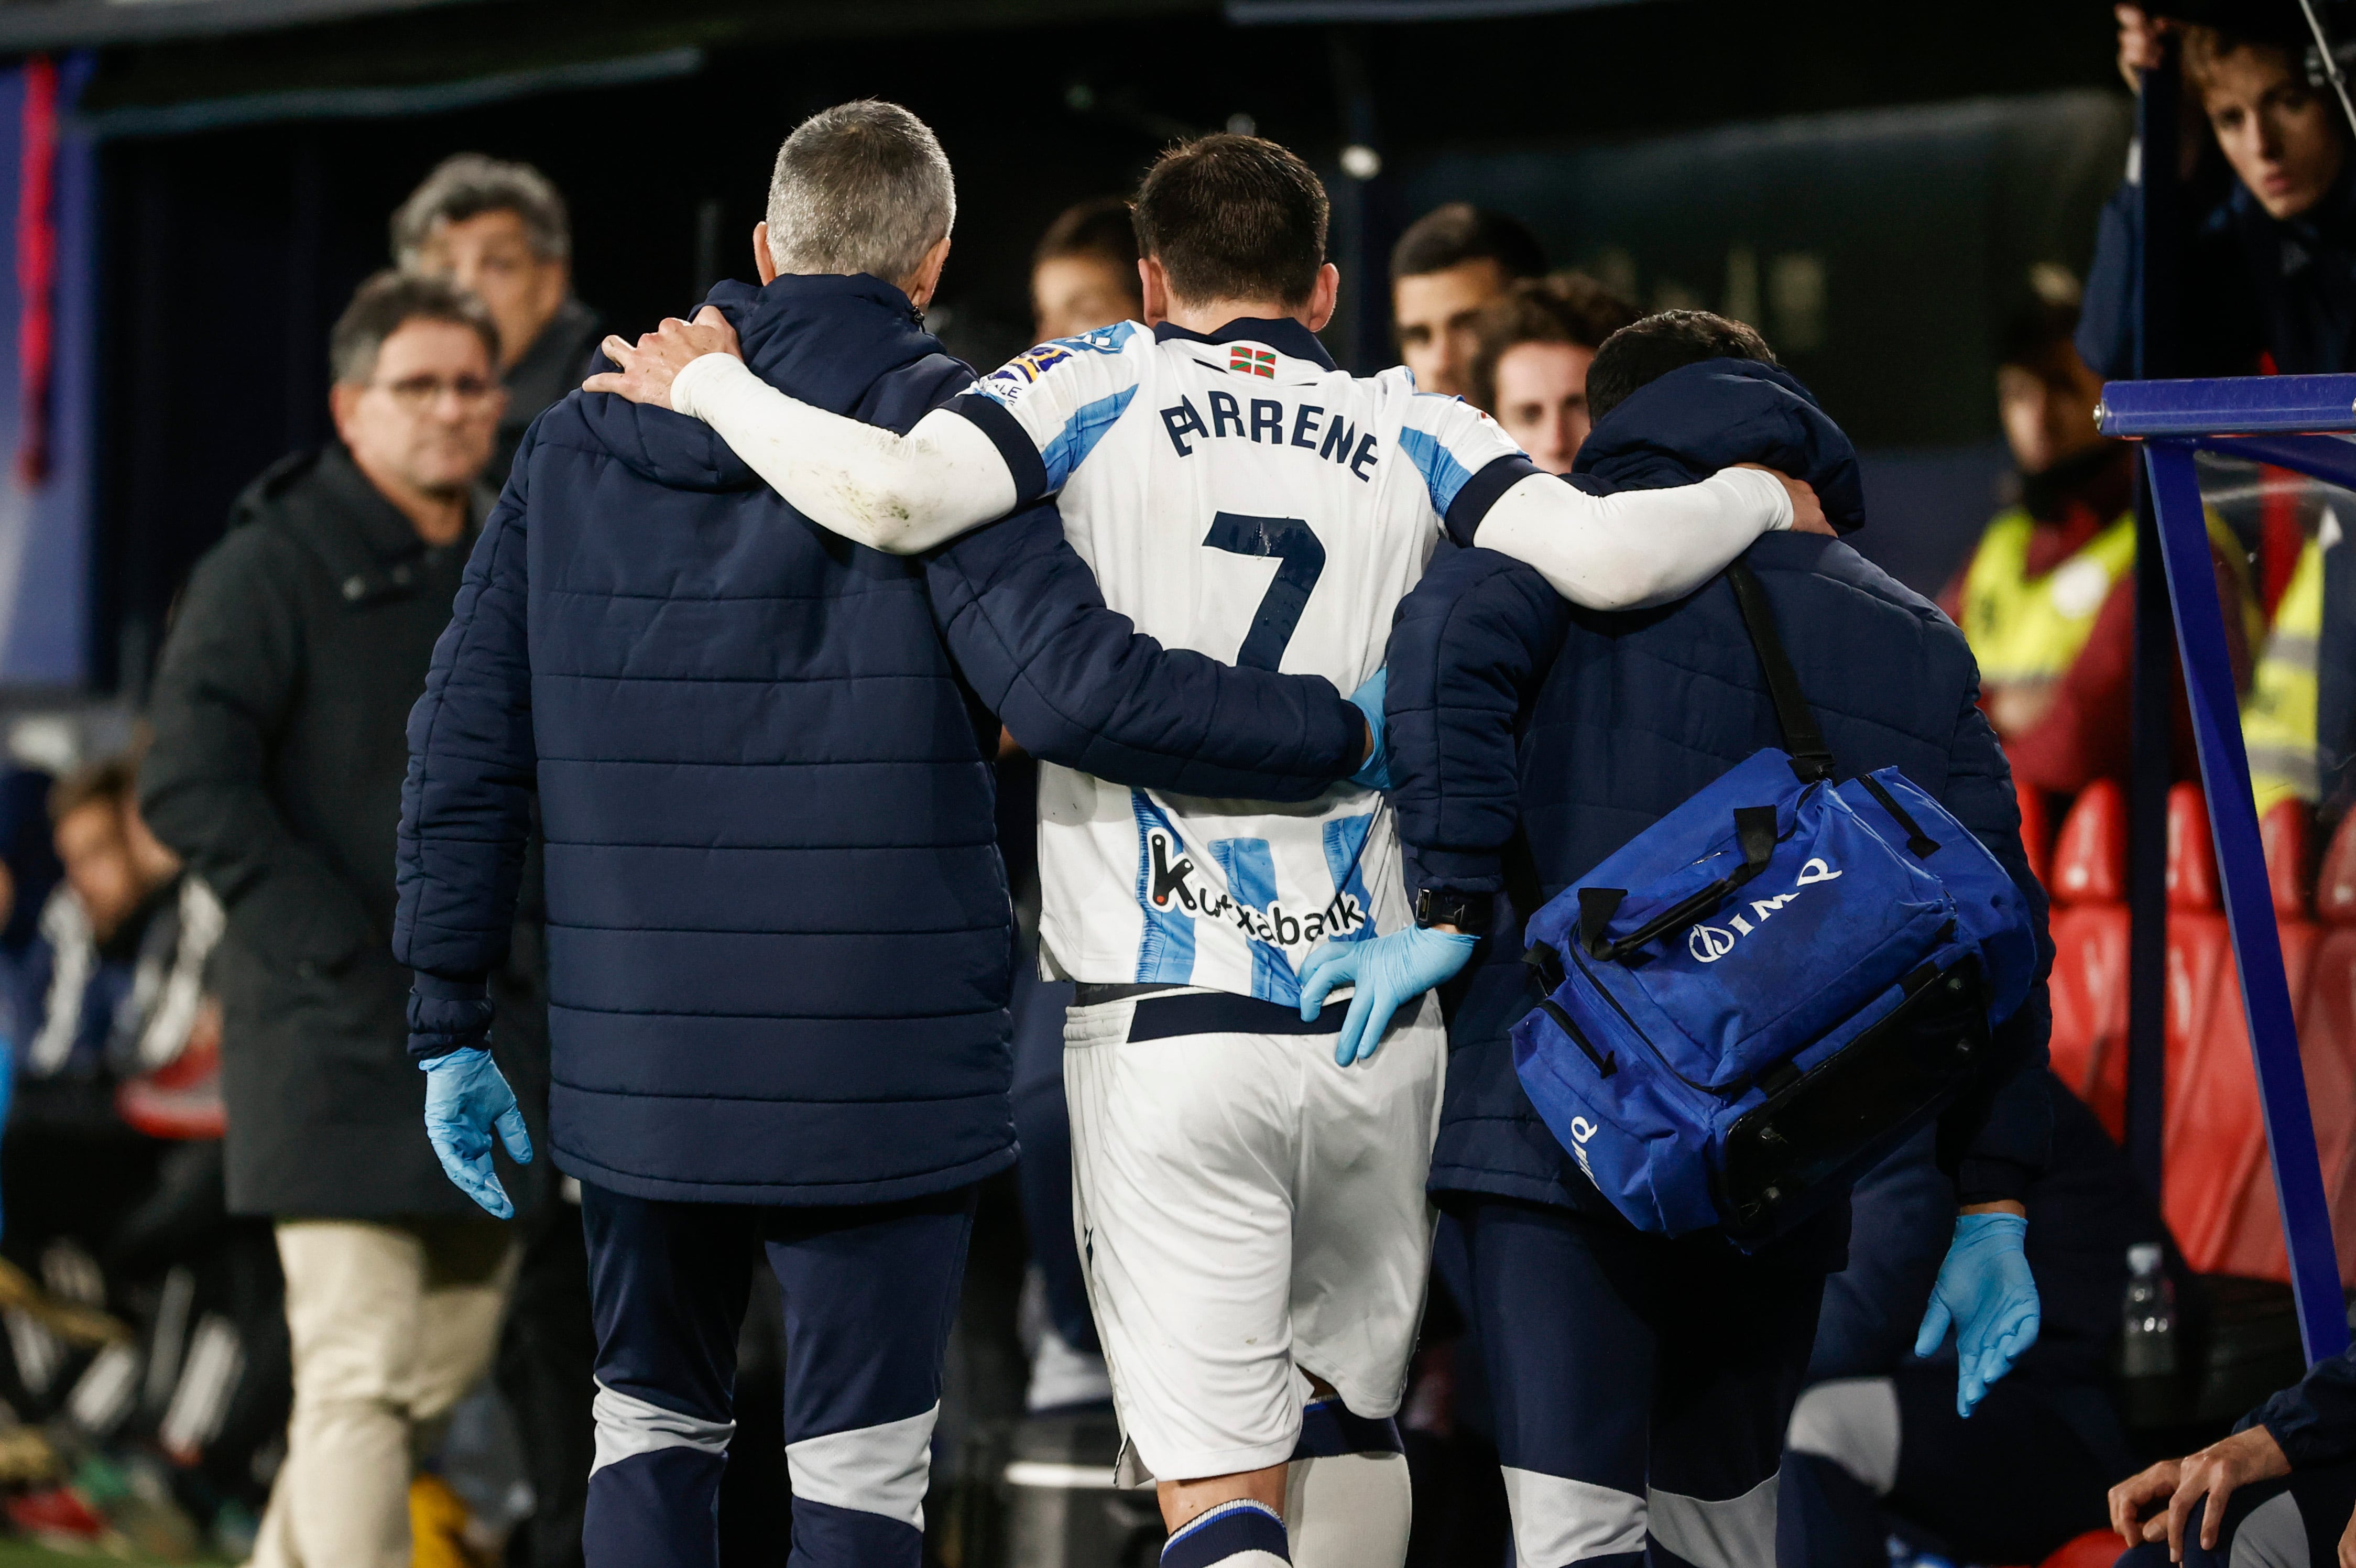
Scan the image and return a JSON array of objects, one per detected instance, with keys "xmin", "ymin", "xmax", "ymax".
[{"xmin": 1203, "ymin": 512, "xmax": 1326, "ymax": 671}]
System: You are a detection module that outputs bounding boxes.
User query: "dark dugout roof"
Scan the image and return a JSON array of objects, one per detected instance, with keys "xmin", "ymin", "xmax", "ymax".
[
  {"xmin": 4, "ymin": 0, "xmax": 1214, "ymax": 132},
  {"xmin": 1227, "ymin": 0, "xmax": 1654, "ymax": 19},
  {"xmin": 0, "ymin": 0, "xmax": 482, "ymax": 51},
  {"xmin": 0, "ymin": 0, "xmax": 1655, "ymax": 52}
]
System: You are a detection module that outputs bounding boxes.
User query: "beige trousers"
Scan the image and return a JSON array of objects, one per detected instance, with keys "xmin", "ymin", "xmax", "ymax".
[{"xmin": 246, "ymin": 1217, "xmax": 515, "ymax": 1568}]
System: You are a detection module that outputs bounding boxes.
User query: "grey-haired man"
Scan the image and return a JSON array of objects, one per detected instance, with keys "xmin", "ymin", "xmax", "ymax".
[{"xmin": 396, "ymin": 153, "xmax": 602, "ymax": 481}]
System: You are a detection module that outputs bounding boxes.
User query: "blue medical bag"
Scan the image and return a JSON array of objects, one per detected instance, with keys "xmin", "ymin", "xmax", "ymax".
[{"xmin": 1513, "ymin": 563, "xmax": 2037, "ymax": 1242}]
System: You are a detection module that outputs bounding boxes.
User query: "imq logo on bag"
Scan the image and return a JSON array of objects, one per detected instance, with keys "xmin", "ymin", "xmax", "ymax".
[
  {"xmin": 1567, "ymin": 1116, "xmax": 1600, "ymax": 1181},
  {"xmin": 1686, "ymin": 857, "xmax": 1844, "ymax": 964}
]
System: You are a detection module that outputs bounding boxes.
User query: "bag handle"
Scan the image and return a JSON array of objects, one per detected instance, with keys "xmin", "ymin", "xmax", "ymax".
[
  {"xmin": 1580, "ymin": 805, "xmax": 1781, "ymax": 961},
  {"xmin": 1726, "ymin": 561, "xmax": 1835, "ymax": 783}
]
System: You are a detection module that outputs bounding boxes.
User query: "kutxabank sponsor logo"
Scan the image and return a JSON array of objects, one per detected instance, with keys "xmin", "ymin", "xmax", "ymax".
[{"xmin": 1146, "ymin": 829, "xmax": 1367, "ymax": 947}]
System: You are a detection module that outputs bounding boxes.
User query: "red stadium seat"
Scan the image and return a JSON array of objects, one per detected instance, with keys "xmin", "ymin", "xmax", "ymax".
[
  {"xmin": 2245, "ymin": 807, "xmax": 2356, "ymax": 1284},
  {"xmin": 2033, "ymin": 1531, "xmax": 2131, "ymax": 1568},
  {"xmin": 2016, "ymin": 771, "xmax": 2052, "ymax": 892},
  {"xmin": 2045, "ymin": 781, "xmax": 2130, "ymax": 1139},
  {"xmin": 2162, "ymin": 786, "xmax": 2264, "ymax": 1271},
  {"xmin": 2165, "ymin": 797, "xmax": 2352, "ymax": 1283},
  {"xmin": 2264, "ymin": 799, "xmax": 2312, "ymax": 921}
]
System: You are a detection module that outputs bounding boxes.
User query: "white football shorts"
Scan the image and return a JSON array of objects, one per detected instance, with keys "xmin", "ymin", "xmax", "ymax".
[{"xmin": 1063, "ymin": 986, "xmax": 1444, "ymax": 1483}]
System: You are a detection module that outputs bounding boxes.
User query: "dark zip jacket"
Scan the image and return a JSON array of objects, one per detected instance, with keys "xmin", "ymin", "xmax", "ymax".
[
  {"xmin": 1386, "ymin": 358, "xmax": 2053, "ymax": 1219},
  {"xmin": 143, "ymin": 443, "xmax": 507, "ymax": 1218},
  {"xmin": 394, "ymin": 273, "xmax": 1364, "ymax": 1205}
]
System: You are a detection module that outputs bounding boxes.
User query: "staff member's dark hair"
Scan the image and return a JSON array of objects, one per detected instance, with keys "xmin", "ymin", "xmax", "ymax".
[
  {"xmin": 1468, "ymin": 273, "xmax": 1643, "ymax": 413},
  {"xmin": 1035, "ymin": 195, "xmax": 1140, "ymax": 274},
  {"xmin": 1585, "ymin": 310, "xmax": 1779, "ymax": 424},
  {"xmin": 1133, "ymin": 134, "xmax": 1328, "ymax": 307},
  {"xmin": 1390, "ymin": 202, "xmax": 1547, "ymax": 283}
]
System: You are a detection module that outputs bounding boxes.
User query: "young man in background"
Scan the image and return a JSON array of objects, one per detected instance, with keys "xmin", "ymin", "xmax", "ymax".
[
  {"xmin": 1389, "ymin": 202, "xmax": 1546, "ymax": 398},
  {"xmin": 1467, "ymin": 273, "xmax": 1641, "ymax": 474},
  {"xmin": 1030, "ymin": 196, "xmax": 1143, "ymax": 344}
]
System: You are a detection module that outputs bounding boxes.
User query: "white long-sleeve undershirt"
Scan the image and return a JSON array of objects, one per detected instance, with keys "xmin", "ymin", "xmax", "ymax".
[
  {"xmin": 672, "ymin": 352, "xmax": 1014, "ymax": 553},
  {"xmin": 667, "ymin": 351, "xmax": 1793, "ymax": 607},
  {"xmin": 1477, "ymin": 465, "xmax": 1793, "ymax": 610}
]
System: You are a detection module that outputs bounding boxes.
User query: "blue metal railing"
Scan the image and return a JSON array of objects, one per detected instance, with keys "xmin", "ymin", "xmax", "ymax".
[{"xmin": 2098, "ymin": 374, "xmax": 2353, "ymax": 1364}]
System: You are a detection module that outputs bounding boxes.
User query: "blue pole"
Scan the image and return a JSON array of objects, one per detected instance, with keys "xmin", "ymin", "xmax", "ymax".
[{"xmin": 2144, "ymin": 440, "xmax": 2349, "ymax": 1364}]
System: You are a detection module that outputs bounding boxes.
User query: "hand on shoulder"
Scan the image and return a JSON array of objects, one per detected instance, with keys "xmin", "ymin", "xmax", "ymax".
[{"xmin": 583, "ymin": 306, "xmax": 743, "ymax": 410}]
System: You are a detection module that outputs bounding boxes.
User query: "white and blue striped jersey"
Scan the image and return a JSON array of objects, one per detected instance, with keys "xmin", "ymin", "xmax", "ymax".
[{"xmin": 950, "ymin": 317, "xmax": 1536, "ymax": 1003}]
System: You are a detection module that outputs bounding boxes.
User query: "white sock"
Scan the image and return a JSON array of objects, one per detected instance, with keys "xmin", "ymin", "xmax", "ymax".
[
  {"xmin": 1161, "ymin": 1499, "xmax": 1290, "ymax": 1567},
  {"xmin": 1283, "ymin": 1401, "xmax": 1411, "ymax": 1568}
]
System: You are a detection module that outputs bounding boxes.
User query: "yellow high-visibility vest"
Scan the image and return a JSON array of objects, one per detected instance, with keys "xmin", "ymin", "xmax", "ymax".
[
  {"xmin": 2246, "ymin": 536, "xmax": 2324, "ymax": 813},
  {"xmin": 1962, "ymin": 505, "xmax": 2260, "ymax": 695},
  {"xmin": 1961, "ymin": 510, "xmax": 2139, "ymax": 691}
]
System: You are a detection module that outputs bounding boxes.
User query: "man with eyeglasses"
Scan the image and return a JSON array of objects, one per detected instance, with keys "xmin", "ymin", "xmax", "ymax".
[{"xmin": 141, "ymin": 269, "xmax": 517, "ymax": 1568}]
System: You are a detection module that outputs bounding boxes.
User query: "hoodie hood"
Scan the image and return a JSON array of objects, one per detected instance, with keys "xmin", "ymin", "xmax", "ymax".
[
  {"xmin": 571, "ymin": 273, "xmax": 945, "ymax": 492},
  {"xmin": 1569, "ymin": 357, "xmax": 1867, "ymax": 534}
]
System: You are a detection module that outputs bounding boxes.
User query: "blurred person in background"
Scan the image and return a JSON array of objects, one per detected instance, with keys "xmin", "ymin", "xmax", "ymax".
[
  {"xmin": 1939, "ymin": 269, "xmax": 2256, "ymax": 799},
  {"xmin": 140, "ymin": 271, "xmax": 527, "ymax": 1568},
  {"xmin": 1389, "ymin": 203, "xmax": 1545, "ymax": 397},
  {"xmin": 8, "ymin": 754, "xmax": 221, "ymax": 1268},
  {"xmin": 1466, "ymin": 273, "xmax": 1642, "ymax": 474},
  {"xmin": 396, "ymin": 154, "xmax": 602, "ymax": 485},
  {"xmin": 2085, "ymin": 3, "xmax": 2354, "ymax": 383},
  {"xmin": 0, "ymin": 755, "xmax": 292, "ymax": 1554},
  {"xmin": 2087, "ymin": 5, "xmax": 2356, "ymax": 820},
  {"xmin": 1779, "ymin": 1073, "xmax": 2169, "ymax": 1567},
  {"xmin": 396, "ymin": 149, "xmax": 593, "ymax": 1568},
  {"xmin": 1031, "ymin": 195, "xmax": 1142, "ymax": 344}
]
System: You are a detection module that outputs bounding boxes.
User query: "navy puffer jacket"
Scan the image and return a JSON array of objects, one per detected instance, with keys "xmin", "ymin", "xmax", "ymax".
[
  {"xmin": 1387, "ymin": 358, "xmax": 2053, "ymax": 1218},
  {"xmin": 395, "ymin": 273, "xmax": 1363, "ymax": 1205}
]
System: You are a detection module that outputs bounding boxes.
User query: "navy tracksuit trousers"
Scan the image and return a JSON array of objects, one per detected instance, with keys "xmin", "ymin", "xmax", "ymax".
[
  {"xmin": 1776, "ymin": 1364, "xmax": 2126, "ymax": 1566},
  {"xmin": 579, "ymin": 1180, "xmax": 976, "ymax": 1568},
  {"xmin": 1449, "ymin": 1194, "xmax": 1840, "ymax": 1568}
]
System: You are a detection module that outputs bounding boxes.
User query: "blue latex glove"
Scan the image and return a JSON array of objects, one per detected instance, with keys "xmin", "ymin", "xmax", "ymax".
[
  {"xmin": 1347, "ymin": 668, "xmax": 1392, "ymax": 791},
  {"xmin": 421, "ymin": 1047, "xmax": 532, "ymax": 1220},
  {"xmin": 1913, "ymin": 1210, "xmax": 2039, "ymax": 1417},
  {"xmin": 1298, "ymin": 927, "xmax": 1477, "ymax": 1066}
]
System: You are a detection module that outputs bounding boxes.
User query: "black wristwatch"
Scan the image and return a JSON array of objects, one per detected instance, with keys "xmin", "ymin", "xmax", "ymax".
[{"xmin": 1415, "ymin": 887, "xmax": 1491, "ymax": 934}]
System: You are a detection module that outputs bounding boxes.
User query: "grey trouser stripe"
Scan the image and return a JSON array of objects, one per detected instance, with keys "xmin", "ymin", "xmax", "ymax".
[
  {"xmin": 1648, "ymin": 1470, "xmax": 1781, "ymax": 1568},
  {"xmin": 1499, "ymin": 1467, "xmax": 1646, "ymax": 1566},
  {"xmin": 1785, "ymin": 1377, "xmax": 1901, "ymax": 1495},
  {"xmin": 590, "ymin": 1379, "xmax": 733, "ymax": 1476},
  {"xmin": 785, "ymin": 1402, "xmax": 939, "ymax": 1529},
  {"xmin": 2231, "ymin": 1490, "xmax": 2311, "ymax": 1568}
]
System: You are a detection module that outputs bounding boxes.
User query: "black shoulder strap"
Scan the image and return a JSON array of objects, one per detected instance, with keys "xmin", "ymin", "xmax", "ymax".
[{"xmin": 1726, "ymin": 560, "xmax": 1835, "ymax": 783}]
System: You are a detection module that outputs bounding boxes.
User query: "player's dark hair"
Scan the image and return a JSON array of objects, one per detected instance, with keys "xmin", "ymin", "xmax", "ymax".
[
  {"xmin": 1585, "ymin": 310, "xmax": 1778, "ymax": 424},
  {"xmin": 1468, "ymin": 273, "xmax": 1642, "ymax": 414},
  {"xmin": 1390, "ymin": 202, "xmax": 1546, "ymax": 284},
  {"xmin": 1035, "ymin": 196, "xmax": 1140, "ymax": 277},
  {"xmin": 1133, "ymin": 135, "xmax": 1328, "ymax": 307}
]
